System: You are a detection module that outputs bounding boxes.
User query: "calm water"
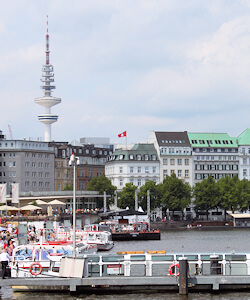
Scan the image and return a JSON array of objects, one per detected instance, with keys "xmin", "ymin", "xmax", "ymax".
[{"xmin": 1, "ymin": 228, "xmax": 250, "ymax": 300}]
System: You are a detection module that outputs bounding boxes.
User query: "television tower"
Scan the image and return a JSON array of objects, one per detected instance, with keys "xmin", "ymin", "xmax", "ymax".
[{"xmin": 34, "ymin": 16, "xmax": 61, "ymax": 142}]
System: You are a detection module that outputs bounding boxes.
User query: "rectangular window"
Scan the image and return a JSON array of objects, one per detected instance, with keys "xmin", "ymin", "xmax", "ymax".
[
  {"xmin": 243, "ymin": 169, "xmax": 247, "ymax": 176},
  {"xmin": 171, "ymin": 170, "xmax": 175, "ymax": 175},
  {"xmin": 185, "ymin": 170, "xmax": 189, "ymax": 177},
  {"xmin": 170, "ymin": 159, "xmax": 175, "ymax": 165},
  {"xmin": 145, "ymin": 166, "xmax": 149, "ymax": 173},
  {"xmin": 119, "ymin": 179, "xmax": 123, "ymax": 186},
  {"xmin": 163, "ymin": 159, "xmax": 167, "ymax": 165},
  {"xmin": 45, "ymin": 182, "xmax": 50, "ymax": 188},
  {"xmin": 153, "ymin": 167, "xmax": 156, "ymax": 173},
  {"xmin": 129, "ymin": 179, "xmax": 134, "ymax": 184},
  {"xmin": 130, "ymin": 167, "xmax": 133, "ymax": 173},
  {"xmin": 138, "ymin": 167, "xmax": 141, "ymax": 173},
  {"xmin": 137, "ymin": 179, "xmax": 141, "ymax": 186},
  {"xmin": 177, "ymin": 159, "xmax": 182, "ymax": 165},
  {"xmin": 185, "ymin": 159, "xmax": 189, "ymax": 165},
  {"xmin": 178, "ymin": 170, "xmax": 182, "ymax": 177},
  {"xmin": 119, "ymin": 167, "xmax": 123, "ymax": 173},
  {"xmin": 163, "ymin": 170, "xmax": 167, "ymax": 177}
]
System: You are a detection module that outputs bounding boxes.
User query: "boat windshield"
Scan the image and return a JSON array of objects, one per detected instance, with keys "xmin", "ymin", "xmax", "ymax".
[
  {"xmin": 35, "ymin": 249, "xmax": 53, "ymax": 260},
  {"xmin": 56, "ymin": 249, "xmax": 73, "ymax": 256},
  {"xmin": 14, "ymin": 249, "xmax": 33, "ymax": 260}
]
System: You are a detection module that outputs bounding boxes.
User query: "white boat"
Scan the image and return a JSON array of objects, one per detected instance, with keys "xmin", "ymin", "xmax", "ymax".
[
  {"xmin": 10, "ymin": 240, "xmax": 97, "ymax": 278},
  {"xmin": 56, "ymin": 224, "xmax": 114, "ymax": 251},
  {"xmin": 77, "ymin": 224, "xmax": 114, "ymax": 251}
]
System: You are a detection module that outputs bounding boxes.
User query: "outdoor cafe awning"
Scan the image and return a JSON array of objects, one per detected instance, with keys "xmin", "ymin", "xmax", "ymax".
[
  {"xmin": 20, "ymin": 204, "xmax": 42, "ymax": 210},
  {"xmin": 0, "ymin": 205, "xmax": 19, "ymax": 211}
]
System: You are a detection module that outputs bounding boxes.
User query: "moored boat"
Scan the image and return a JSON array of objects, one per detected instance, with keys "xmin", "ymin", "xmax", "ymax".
[{"xmin": 10, "ymin": 240, "xmax": 97, "ymax": 277}]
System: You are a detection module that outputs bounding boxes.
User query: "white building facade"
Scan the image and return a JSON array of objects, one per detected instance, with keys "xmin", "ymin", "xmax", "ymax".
[
  {"xmin": 148, "ymin": 131, "xmax": 193, "ymax": 186},
  {"xmin": 105, "ymin": 144, "xmax": 160, "ymax": 191}
]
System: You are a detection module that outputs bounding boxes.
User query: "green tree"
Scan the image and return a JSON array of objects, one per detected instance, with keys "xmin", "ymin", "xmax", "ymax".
[
  {"xmin": 63, "ymin": 184, "xmax": 73, "ymax": 191},
  {"xmin": 217, "ymin": 175, "xmax": 238, "ymax": 219},
  {"xmin": 233, "ymin": 178, "xmax": 250, "ymax": 212},
  {"xmin": 193, "ymin": 176, "xmax": 218, "ymax": 220},
  {"xmin": 86, "ymin": 173, "xmax": 116, "ymax": 196},
  {"xmin": 138, "ymin": 180, "xmax": 161, "ymax": 211},
  {"xmin": 161, "ymin": 173, "xmax": 191, "ymax": 217},
  {"xmin": 118, "ymin": 183, "xmax": 137, "ymax": 209}
]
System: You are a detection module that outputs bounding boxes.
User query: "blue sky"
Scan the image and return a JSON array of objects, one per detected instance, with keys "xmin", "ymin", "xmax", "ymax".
[{"xmin": 0, "ymin": 1, "xmax": 250, "ymax": 144}]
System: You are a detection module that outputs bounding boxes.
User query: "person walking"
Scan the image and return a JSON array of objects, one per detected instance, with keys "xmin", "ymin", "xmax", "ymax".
[{"xmin": 0, "ymin": 248, "xmax": 10, "ymax": 279}]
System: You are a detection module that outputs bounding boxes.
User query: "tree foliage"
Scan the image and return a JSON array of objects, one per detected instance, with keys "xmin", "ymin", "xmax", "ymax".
[
  {"xmin": 138, "ymin": 180, "xmax": 160, "ymax": 211},
  {"xmin": 192, "ymin": 176, "xmax": 218, "ymax": 220},
  {"xmin": 63, "ymin": 184, "xmax": 73, "ymax": 191},
  {"xmin": 118, "ymin": 183, "xmax": 137, "ymax": 209},
  {"xmin": 86, "ymin": 173, "xmax": 116, "ymax": 196},
  {"xmin": 160, "ymin": 173, "xmax": 191, "ymax": 213}
]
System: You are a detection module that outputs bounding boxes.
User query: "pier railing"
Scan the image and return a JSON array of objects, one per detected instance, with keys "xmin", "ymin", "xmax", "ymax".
[{"xmin": 84, "ymin": 252, "xmax": 250, "ymax": 277}]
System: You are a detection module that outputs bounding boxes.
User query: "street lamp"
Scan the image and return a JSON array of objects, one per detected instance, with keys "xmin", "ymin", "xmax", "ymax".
[{"xmin": 69, "ymin": 153, "xmax": 79, "ymax": 257}]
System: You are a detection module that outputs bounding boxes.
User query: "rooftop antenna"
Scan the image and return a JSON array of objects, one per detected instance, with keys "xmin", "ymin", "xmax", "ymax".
[{"xmin": 8, "ymin": 125, "xmax": 13, "ymax": 140}]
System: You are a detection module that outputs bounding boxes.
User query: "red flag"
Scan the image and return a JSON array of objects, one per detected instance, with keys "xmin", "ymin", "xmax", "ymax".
[{"xmin": 118, "ymin": 131, "xmax": 127, "ymax": 138}]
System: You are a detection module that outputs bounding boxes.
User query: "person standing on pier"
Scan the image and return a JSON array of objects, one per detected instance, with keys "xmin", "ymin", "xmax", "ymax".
[{"xmin": 0, "ymin": 248, "xmax": 10, "ymax": 279}]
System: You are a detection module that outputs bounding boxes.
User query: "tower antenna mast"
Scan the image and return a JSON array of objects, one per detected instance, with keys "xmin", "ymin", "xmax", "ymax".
[{"xmin": 34, "ymin": 15, "xmax": 61, "ymax": 142}]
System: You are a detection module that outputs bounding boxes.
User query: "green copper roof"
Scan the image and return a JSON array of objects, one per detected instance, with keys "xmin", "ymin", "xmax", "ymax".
[
  {"xmin": 237, "ymin": 128, "xmax": 250, "ymax": 145},
  {"xmin": 187, "ymin": 132, "xmax": 237, "ymax": 147},
  {"xmin": 107, "ymin": 144, "xmax": 158, "ymax": 162}
]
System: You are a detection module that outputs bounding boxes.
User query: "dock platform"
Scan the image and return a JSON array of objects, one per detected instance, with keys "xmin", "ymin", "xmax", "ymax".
[{"xmin": 1, "ymin": 275, "xmax": 250, "ymax": 293}]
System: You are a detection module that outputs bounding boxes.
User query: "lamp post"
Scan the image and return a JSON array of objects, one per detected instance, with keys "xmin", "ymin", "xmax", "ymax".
[{"xmin": 69, "ymin": 153, "xmax": 79, "ymax": 257}]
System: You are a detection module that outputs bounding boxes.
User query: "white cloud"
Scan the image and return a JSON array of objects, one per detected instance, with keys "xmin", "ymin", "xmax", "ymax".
[{"xmin": 1, "ymin": 1, "xmax": 250, "ymax": 142}]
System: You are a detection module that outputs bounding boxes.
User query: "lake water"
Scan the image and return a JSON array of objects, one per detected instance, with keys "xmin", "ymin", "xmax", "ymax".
[{"xmin": 1, "ymin": 228, "xmax": 250, "ymax": 300}]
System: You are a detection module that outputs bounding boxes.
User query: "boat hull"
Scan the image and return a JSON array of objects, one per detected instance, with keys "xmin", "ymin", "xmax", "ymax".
[{"xmin": 112, "ymin": 231, "xmax": 160, "ymax": 241}]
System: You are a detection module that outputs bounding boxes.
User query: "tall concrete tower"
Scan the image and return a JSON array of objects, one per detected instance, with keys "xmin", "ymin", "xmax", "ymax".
[{"xmin": 35, "ymin": 16, "xmax": 61, "ymax": 142}]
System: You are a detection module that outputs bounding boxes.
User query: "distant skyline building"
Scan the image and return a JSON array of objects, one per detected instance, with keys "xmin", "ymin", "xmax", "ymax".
[{"xmin": 34, "ymin": 17, "xmax": 61, "ymax": 142}]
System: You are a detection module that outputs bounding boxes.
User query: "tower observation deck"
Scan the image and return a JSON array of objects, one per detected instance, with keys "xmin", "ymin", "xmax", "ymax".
[{"xmin": 34, "ymin": 17, "xmax": 61, "ymax": 142}]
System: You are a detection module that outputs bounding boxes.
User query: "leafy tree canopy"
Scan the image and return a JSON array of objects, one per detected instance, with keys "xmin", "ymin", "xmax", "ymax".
[
  {"xmin": 63, "ymin": 184, "xmax": 73, "ymax": 191},
  {"xmin": 118, "ymin": 183, "xmax": 137, "ymax": 209},
  {"xmin": 86, "ymin": 173, "xmax": 116, "ymax": 196},
  {"xmin": 138, "ymin": 180, "xmax": 161, "ymax": 211},
  {"xmin": 161, "ymin": 173, "xmax": 191, "ymax": 212}
]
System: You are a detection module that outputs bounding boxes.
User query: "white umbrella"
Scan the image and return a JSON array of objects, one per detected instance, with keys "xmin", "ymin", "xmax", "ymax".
[
  {"xmin": 28, "ymin": 199, "xmax": 48, "ymax": 205},
  {"xmin": 20, "ymin": 204, "xmax": 42, "ymax": 210},
  {"xmin": 0, "ymin": 205, "xmax": 19, "ymax": 211},
  {"xmin": 48, "ymin": 199, "xmax": 65, "ymax": 205}
]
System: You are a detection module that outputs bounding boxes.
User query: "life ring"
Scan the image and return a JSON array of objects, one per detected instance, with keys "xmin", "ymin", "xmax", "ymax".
[
  {"xmin": 29, "ymin": 262, "xmax": 42, "ymax": 276},
  {"xmin": 168, "ymin": 263, "xmax": 180, "ymax": 276}
]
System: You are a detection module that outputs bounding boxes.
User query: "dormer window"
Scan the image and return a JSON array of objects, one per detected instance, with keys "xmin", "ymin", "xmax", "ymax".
[
  {"xmin": 137, "ymin": 155, "xmax": 141, "ymax": 160},
  {"xmin": 129, "ymin": 154, "xmax": 134, "ymax": 160},
  {"xmin": 119, "ymin": 154, "xmax": 124, "ymax": 160},
  {"xmin": 151, "ymin": 155, "xmax": 156, "ymax": 160},
  {"xmin": 144, "ymin": 154, "xmax": 149, "ymax": 160}
]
